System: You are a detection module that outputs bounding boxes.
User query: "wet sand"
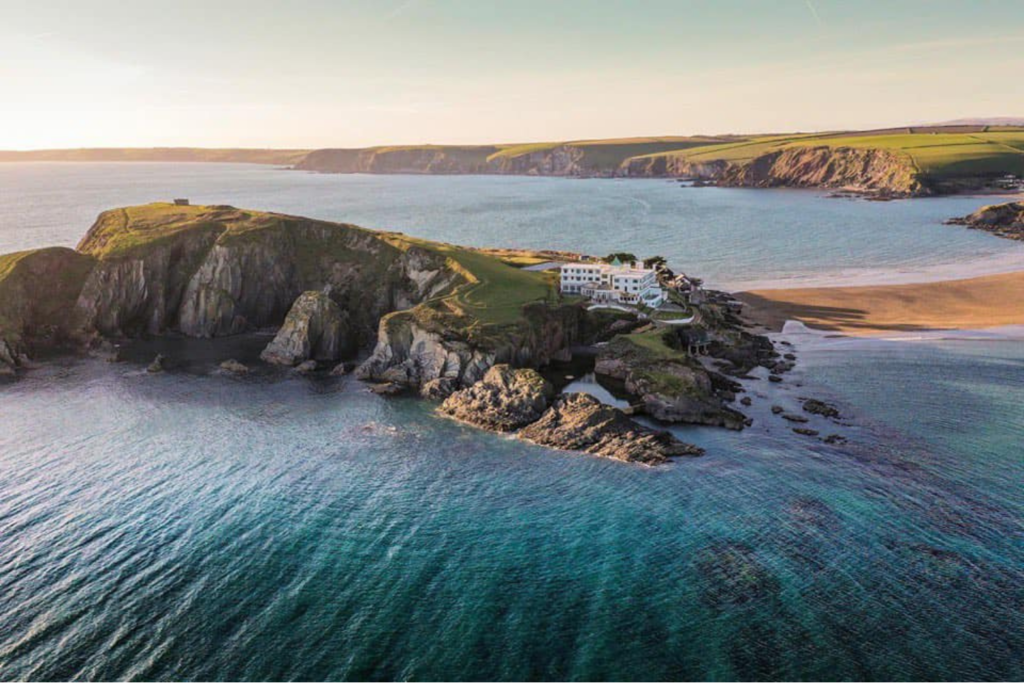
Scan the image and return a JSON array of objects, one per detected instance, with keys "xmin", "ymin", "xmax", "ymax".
[{"xmin": 735, "ymin": 270, "xmax": 1024, "ymax": 335}]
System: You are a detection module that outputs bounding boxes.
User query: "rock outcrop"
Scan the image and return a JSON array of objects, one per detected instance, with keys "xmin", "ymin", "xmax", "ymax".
[
  {"xmin": 946, "ymin": 202, "xmax": 1024, "ymax": 241},
  {"xmin": 356, "ymin": 302, "xmax": 581, "ymax": 394},
  {"xmin": 626, "ymin": 146, "xmax": 926, "ymax": 196},
  {"xmin": 260, "ymin": 291, "xmax": 350, "ymax": 366},
  {"xmin": 439, "ymin": 365, "xmax": 553, "ymax": 431},
  {"xmin": 519, "ymin": 393, "xmax": 704, "ymax": 465},
  {"xmin": 595, "ymin": 335, "xmax": 746, "ymax": 430}
]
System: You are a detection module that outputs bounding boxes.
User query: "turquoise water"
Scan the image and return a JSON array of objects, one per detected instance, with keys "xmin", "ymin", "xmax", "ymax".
[{"xmin": 0, "ymin": 164, "xmax": 1022, "ymax": 680}]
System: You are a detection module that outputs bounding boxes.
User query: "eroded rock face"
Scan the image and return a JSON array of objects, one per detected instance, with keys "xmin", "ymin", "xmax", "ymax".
[
  {"xmin": 519, "ymin": 393, "xmax": 703, "ymax": 465},
  {"xmin": 626, "ymin": 146, "xmax": 926, "ymax": 196},
  {"xmin": 439, "ymin": 365, "xmax": 553, "ymax": 431},
  {"xmin": 356, "ymin": 303, "xmax": 581, "ymax": 392},
  {"xmin": 73, "ymin": 206, "xmax": 458, "ymax": 346},
  {"xmin": 261, "ymin": 291, "xmax": 349, "ymax": 366}
]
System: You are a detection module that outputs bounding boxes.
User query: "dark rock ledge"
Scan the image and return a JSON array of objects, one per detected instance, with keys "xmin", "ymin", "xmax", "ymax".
[{"xmin": 440, "ymin": 365, "xmax": 703, "ymax": 465}]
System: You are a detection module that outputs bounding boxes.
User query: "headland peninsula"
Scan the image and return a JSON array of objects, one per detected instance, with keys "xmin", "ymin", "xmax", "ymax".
[{"xmin": 3, "ymin": 202, "xmax": 853, "ymax": 465}]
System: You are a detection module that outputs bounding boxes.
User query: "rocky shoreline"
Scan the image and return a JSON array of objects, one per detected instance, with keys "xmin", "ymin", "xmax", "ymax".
[
  {"xmin": 0, "ymin": 203, "xmax": 850, "ymax": 464},
  {"xmin": 945, "ymin": 201, "xmax": 1024, "ymax": 241}
]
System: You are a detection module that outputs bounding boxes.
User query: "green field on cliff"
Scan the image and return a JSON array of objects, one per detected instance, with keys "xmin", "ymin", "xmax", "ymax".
[
  {"xmin": 385, "ymin": 235, "xmax": 555, "ymax": 327},
  {"xmin": 632, "ymin": 127, "xmax": 1024, "ymax": 178}
]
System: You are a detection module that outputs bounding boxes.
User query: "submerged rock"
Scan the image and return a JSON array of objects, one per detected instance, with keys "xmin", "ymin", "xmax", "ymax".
[
  {"xmin": 439, "ymin": 365, "xmax": 553, "ymax": 432},
  {"xmin": 694, "ymin": 542, "xmax": 781, "ymax": 608},
  {"xmin": 219, "ymin": 358, "xmax": 249, "ymax": 375},
  {"xmin": 261, "ymin": 291, "xmax": 349, "ymax": 366},
  {"xmin": 781, "ymin": 413, "xmax": 809, "ymax": 423},
  {"xmin": 803, "ymin": 398, "xmax": 840, "ymax": 419},
  {"xmin": 293, "ymin": 360, "xmax": 318, "ymax": 374},
  {"xmin": 519, "ymin": 393, "xmax": 703, "ymax": 465},
  {"xmin": 147, "ymin": 354, "xmax": 166, "ymax": 373}
]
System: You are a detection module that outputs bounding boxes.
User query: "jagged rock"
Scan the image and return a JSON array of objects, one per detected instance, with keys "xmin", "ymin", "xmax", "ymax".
[
  {"xmin": 261, "ymin": 291, "xmax": 349, "ymax": 366},
  {"xmin": 293, "ymin": 360, "xmax": 318, "ymax": 374},
  {"xmin": 357, "ymin": 303, "xmax": 579, "ymax": 392},
  {"xmin": 768, "ymin": 374, "xmax": 783, "ymax": 383},
  {"xmin": 330, "ymin": 362, "xmax": 349, "ymax": 376},
  {"xmin": 824, "ymin": 434, "xmax": 848, "ymax": 445},
  {"xmin": 439, "ymin": 365, "xmax": 553, "ymax": 431},
  {"xmin": 0, "ymin": 340, "xmax": 18, "ymax": 375},
  {"xmin": 219, "ymin": 359, "xmax": 249, "ymax": 374},
  {"xmin": 420, "ymin": 377, "xmax": 457, "ymax": 400},
  {"xmin": 519, "ymin": 393, "xmax": 703, "ymax": 465},
  {"xmin": 793, "ymin": 427, "xmax": 820, "ymax": 436},
  {"xmin": 771, "ymin": 405, "xmax": 784, "ymax": 415},
  {"xmin": 803, "ymin": 399, "xmax": 840, "ymax": 419},
  {"xmin": 147, "ymin": 354, "xmax": 166, "ymax": 373},
  {"xmin": 784, "ymin": 353, "xmax": 797, "ymax": 361},
  {"xmin": 740, "ymin": 396, "xmax": 752, "ymax": 406},
  {"xmin": 595, "ymin": 338, "xmax": 746, "ymax": 430},
  {"xmin": 782, "ymin": 413, "xmax": 809, "ymax": 423}
]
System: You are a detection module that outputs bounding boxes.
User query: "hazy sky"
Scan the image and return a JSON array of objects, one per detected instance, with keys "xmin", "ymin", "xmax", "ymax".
[{"xmin": 2, "ymin": 0, "xmax": 1023, "ymax": 149}]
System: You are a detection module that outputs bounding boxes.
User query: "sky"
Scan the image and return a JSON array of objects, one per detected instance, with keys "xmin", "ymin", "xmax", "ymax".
[{"xmin": 1, "ymin": 0, "xmax": 1023, "ymax": 149}]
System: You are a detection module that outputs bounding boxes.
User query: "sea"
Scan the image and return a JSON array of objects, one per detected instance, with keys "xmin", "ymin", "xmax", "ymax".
[{"xmin": 0, "ymin": 163, "xmax": 1022, "ymax": 681}]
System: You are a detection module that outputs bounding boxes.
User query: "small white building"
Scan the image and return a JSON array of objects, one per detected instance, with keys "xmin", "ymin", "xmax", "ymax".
[{"xmin": 560, "ymin": 257, "xmax": 665, "ymax": 307}]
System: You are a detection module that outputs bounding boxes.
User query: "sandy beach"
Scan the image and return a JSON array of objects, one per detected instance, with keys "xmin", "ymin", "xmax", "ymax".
[{"xmin": 736, "ymin": 270, "xmax": 1024, "ymax": 335}]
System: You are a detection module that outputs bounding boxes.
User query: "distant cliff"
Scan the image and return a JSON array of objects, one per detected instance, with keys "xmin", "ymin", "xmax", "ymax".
[
  {"xmin": 8, "ymin": 125, "xmax": 1023, "ymax": 196},
  {"xmin": 625, "ymin": 146, "xmax": 927, "ymax": 196}
]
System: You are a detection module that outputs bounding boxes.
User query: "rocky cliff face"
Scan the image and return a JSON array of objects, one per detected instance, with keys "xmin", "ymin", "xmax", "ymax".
[
  {"xmin": 626, "ymin": 146, "xmax": 926, "ymax": 195},
  {"xmin": 298, "ymin": 145, "xmax": 602, "ymax": 177},
  {"xmin": 487, "ymin": 145, "xmax": 587, "ymax": 176},
  {"xmin": 0, "ymin": 248, "xmax": 95, "ymax": 374},
  {"xmin": 355, "ymin": 302, "xmax": 582, "ymax": 395},
  {"xmin": 295, "ymin": 147, "xmax": 497, "ymax": 174},
  {"xmin": 72, "ymin": 206, "xmax": 458, "ymax": 348},
  {"xmin": 299, "ymin": 143, "xmax": 927, "ymax": 195}
]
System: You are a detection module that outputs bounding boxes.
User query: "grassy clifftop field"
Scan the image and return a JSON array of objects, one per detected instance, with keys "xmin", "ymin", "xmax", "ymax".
[{"xmin": 632, "ymin": 126, "xmax": 1024, "ymax": 180}]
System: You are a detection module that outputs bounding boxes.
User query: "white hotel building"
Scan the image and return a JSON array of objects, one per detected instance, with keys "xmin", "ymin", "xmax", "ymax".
[{"xmin": 559, "ymin": 259, "xmax": 666, "ymax": 307}]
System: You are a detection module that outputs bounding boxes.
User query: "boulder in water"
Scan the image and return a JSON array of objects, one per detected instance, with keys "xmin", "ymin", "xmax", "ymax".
[
  {"xmin": 147, "ymin": 354, "xmax": 166, "ymax": 373},
  {"xmin": 261, "ymin": 291, "xmax": 350, "ymax": 366}
]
